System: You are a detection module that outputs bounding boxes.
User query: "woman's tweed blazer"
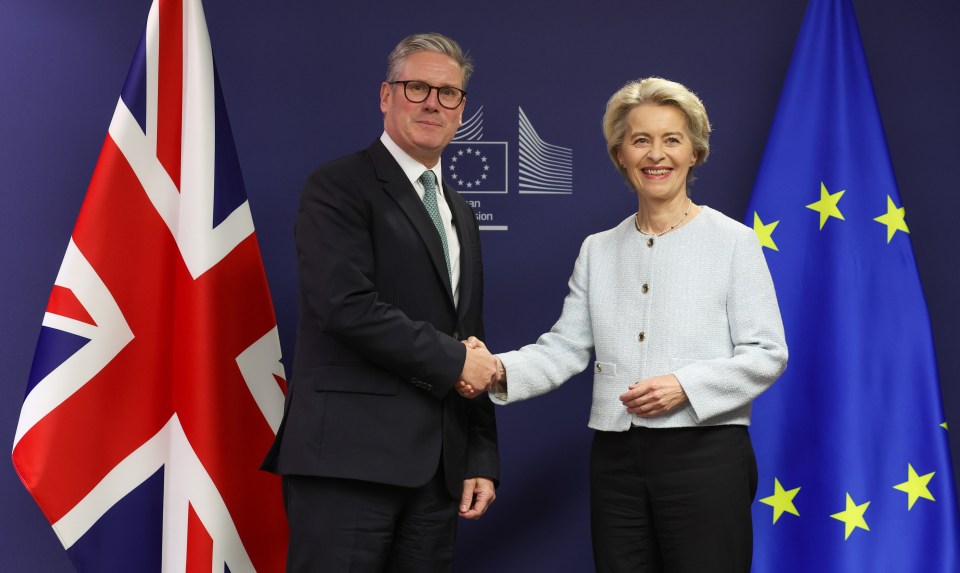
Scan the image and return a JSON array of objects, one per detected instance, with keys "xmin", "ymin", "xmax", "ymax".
[{"xmin": 493, "ymin": 206, "xmax": 788, "ymax": 431}]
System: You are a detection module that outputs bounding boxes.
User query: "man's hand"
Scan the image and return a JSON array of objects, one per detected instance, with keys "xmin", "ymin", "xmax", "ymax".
[
  {"xmin": 459, "ymin": 477, "xmax": 496, "ymax": 519},
  {"xmin": 456, "ymin": 340, "xmax": 497, "ymax": 398},
  {"xmin": 619, "ymin": 374, "xmax": 687, "ymax": 417}
]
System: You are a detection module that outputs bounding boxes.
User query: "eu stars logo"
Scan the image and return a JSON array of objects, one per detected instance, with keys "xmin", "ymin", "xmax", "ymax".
[{"xmin": 446, "ymin": 142, "xmax": 508, "ymax": 194}]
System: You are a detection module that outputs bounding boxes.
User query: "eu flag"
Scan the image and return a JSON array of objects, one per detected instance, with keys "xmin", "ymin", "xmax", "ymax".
[{"xmin": 746, "ymin": 0, "xmax": 960, "ymax": 570}]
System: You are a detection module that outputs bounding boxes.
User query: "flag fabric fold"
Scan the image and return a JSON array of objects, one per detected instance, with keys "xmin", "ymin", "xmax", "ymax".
[
  {"xmin": 11, "ymin": 0, "xmax": 288, "ymax": 570},
  {"xmin": 746, "ymin": 0, "xmax": 960, "ymax": 570}
]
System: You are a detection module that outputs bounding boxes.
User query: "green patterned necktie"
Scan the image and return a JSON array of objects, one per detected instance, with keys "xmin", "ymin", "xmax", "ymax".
[{"xmin": 419, "ymin": 170, "xmax": 452, "ymax": 283}]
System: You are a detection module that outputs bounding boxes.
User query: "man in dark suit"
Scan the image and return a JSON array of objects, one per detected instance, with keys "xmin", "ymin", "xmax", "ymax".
[{"xmin": 262, "ymin": 33, "xmax": 500, "ymax": 572}]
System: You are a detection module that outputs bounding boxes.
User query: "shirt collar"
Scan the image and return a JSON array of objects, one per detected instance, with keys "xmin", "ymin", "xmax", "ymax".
[{"xmin": 380, "ymin": 132, "xmax": 444, "ymax": 196}]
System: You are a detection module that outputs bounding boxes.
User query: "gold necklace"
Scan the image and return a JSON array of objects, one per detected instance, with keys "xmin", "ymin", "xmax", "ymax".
[{"xmin": 635, "ymin": 199, "xmax": 693, "ymax": 237}]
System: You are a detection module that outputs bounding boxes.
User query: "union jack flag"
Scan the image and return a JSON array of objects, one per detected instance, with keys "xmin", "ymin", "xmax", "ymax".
[{"xmin": 11, "ymin": 1, "xmax": 288, "ymax": 570}]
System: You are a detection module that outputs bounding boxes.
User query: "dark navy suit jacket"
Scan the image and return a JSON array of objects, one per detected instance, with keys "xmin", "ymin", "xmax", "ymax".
[{"xmin": 262, "ymin": 139, "xmax": 499, "ymax": 499}]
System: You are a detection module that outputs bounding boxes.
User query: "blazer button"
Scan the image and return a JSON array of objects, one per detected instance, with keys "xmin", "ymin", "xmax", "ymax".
[
  {"xmin": 596, "ymin": 363, "xmax": 603, "ymax": 373},
  {"xmin": 453, "ymin": 331, "xmax": 460, "ymax": 340},
  {"xmin": 641, "ymin": 283, "xmax": 649, "ymax": 294},
  {"xmin": 637, "ymin": 332, "xmax": 646, "ymax": 342}
]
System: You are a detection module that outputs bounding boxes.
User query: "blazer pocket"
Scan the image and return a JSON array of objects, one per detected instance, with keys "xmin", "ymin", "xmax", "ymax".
[
  {"xmin": 311, "ymin": 363, "xmax": 400, "ymax": 396},
  {"xmin": 593, "ymin": 361, "xmax": 618, "ymax": 376}
]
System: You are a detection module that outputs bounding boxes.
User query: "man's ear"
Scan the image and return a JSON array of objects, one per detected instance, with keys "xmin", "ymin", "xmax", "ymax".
[{"xmin": 380, "ymin": 82, "xmax": 391, "ymax": 114}]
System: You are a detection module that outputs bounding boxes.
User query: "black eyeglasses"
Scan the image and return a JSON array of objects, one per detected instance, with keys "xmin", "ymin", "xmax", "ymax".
[{"xmin": 389, "ymin": 80, "xmax": 466, "ymax": 109}]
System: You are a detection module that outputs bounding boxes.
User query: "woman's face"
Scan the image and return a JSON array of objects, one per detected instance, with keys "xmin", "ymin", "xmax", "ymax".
[{"xmin": 617, "ymin": 104, "xmax": 697, "ymax": 202}]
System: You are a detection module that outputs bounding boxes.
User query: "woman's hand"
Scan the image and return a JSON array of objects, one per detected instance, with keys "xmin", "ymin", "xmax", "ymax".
[{"xmin": 619, "ymin": 374, "xmax": 687, "ymax": 417}]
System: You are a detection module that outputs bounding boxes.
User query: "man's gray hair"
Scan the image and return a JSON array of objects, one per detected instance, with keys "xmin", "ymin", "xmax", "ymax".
[{"xmin": 386, "ymin": 33, "xmax": 474, "ymax": 88}]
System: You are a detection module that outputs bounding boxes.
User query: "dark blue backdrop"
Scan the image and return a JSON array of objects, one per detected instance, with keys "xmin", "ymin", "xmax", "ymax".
[{"xmin": 2, "ymin": 1, "xmax": 958, "ymax": 570}]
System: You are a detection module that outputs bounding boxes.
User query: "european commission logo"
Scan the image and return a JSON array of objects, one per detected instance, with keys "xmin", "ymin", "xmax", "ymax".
[{"xmin": 443, "ymin": 106, "xmax": 573, "ymax": 231}]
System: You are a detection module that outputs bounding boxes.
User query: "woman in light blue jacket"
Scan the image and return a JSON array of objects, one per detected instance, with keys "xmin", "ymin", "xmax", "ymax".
[{"xmin": 460, "ymin": 77, "xmax": 787, "ymax": 573}]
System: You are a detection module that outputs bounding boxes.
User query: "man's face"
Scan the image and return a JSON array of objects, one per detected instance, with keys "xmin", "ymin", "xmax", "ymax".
[{"xmin": 380, "ymin": 51, "xmax": 465, "ymax": 168}]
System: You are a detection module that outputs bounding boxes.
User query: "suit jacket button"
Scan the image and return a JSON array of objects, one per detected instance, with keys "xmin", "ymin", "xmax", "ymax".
[{"xmin": 453, "ymin": 331, "xmax": 461, "ymax": 340}]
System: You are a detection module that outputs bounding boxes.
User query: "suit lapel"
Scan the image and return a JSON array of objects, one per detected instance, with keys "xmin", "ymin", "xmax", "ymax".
[{"xmin": 368, "ymin": 141, "xmax": 456, "ymax": 307}]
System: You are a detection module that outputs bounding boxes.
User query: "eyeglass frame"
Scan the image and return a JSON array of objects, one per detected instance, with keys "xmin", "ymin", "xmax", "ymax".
[{"xmin": 388, "ymin": 80, "xmax": 467, "ymax": 109}]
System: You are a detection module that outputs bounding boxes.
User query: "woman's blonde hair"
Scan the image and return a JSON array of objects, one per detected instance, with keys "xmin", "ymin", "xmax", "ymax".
[{"xmin": 602, "ymin": 77, "xmax": 711, "ymax": 185}]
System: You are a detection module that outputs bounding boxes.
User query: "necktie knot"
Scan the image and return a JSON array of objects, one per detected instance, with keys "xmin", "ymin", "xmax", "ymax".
[{"xmin": 420, "ymin": 169, "xmax": 438, "ymax": 191}]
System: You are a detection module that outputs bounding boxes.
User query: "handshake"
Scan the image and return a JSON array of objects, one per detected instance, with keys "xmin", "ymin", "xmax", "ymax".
[{"xmin": 456, "ymin": 336, "xmax": 502, "ymax": 399}]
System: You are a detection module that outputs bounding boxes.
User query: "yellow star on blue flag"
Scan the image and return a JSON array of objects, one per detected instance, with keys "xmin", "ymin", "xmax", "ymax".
[
  {"xmin": 893, "ymin": 464, "xmax": 935, "ymax": 510},
  {"xmin": 759, "ymin": 478, "xmax": 800, "ymax": 523},
  {"xmin": 873, "ymin": 195, "xmax": 909, "ymax": 243},
  {"xmin": 806, "ymin": 183, "xmax": 845, "ymax": 230},
  {"xmin": 753, "ymin": 212, "xmax": 780, "ymax": 251},
  {"xmin": 830, "ymin": 493, "xmax": 871, "ymax": 540}
]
